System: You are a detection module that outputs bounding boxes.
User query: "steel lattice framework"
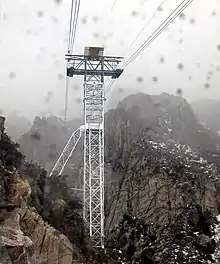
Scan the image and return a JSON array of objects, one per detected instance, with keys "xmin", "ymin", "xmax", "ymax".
[
  {"xmin": 49, "ymin": 47, "xmax": 123, "ymax": 248},
  {"xmin": 83, "ymin": 84, "xmax": 105, "ymax": 247},
  {"xmin": 49, "ymin": 127, "xmax": 82, "ymax": 177}
]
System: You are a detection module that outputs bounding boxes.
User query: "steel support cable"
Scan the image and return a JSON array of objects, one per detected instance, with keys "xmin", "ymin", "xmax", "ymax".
[
  {"xmin": 64, "ymin": 76, "xmax": 69, "ymax": 120},
  {"xmin": 106, "ymin": 0, "xmax": 165, "ymax": 95},
  {"xmin": 123, "ymin": 0, "xmax": 193, "ymax": 68},
  {"xmin": 65, "ymin": 0, "xmax": 81, "ymax": 120},
  {"xmin": 106, "ymin": 0, "xmax": 194, "ymax": 94},
  {"xmin": 70, "ymin": 0, "xmax": 81, "ymax": 54},
  {"xmin": 101, "ymin": 0, "xmax": 117, "ymax": 46},
  {"xmin": 127, "ymin": 0, "xmax": 166, "ymax": 52},
  {"xmin": 106, "ymin": 79, "xmax": 115, "ymax": 94},
  {"xmin": 110, "ymin": 0, "xmax": 117, "ymax": 12},
  {"xmin": 68, "ymin": 0, "xmax": 75, "ymax": 53},
  {"xmin": 65, "ymin": 0, "xmax": 77, "ymax": 119},
  {"xmin": 103, "ymin": 0, "xmax": 118, "ymax": 94},
  {"xmin": 70, "ymin": 0, "xmax": 78, "ymax": 52}
]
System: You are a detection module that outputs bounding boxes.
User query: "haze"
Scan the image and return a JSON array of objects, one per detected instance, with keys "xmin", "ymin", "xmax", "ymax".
[{"xmin": 0, "ymin": 0, "xmax": 219, "ymax": 121}]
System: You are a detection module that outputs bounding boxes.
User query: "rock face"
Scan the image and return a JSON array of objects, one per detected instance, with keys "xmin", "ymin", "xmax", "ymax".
[
  {"xmin": 15, "ymin": 92, "xmax": 220, "ymax": 263},
  {"xmin": 108, "ymin": 206, "xmax": 216, "ymax": 264},
  {"xmin": 0, "ymin": 116, "xmax": 5, "ymax": 140},
  {"xmin": 106, "ymin": 135, "xmax": 220, "ymax": 230},
  {"xmin": 0, "ymin": 122, "xmax": 117, "ymax": 264},
  {"xmin": 103, "ymin": 93, "xmax": 220, "ymax": 263},
  {"xmin": 0, "ymin": 169, "xmax": 74, "ymax": 264},
  {"xmin": 20, "ymin": 209, "xmax": 74, "ymax": 264}
]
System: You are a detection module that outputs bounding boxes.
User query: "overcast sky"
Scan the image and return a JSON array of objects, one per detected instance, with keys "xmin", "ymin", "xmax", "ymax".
[{"xmin": 0, "ymin": 0, "xmax": 220, "ymax": 120}]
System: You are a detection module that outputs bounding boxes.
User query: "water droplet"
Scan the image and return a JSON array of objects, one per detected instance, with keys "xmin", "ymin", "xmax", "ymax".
[
  {"xmin": 45, "ymin": 91, "xmax": 53, "ymax": 103},
  {"xmin": 37, "ymin": 11, "xmax": 44, "ymax": 17},
  {"xmin": 118, "ymin": 88, "xmax": 124, "ymax": 93},
  {"xmin": 93, "ymin": 32, "xmax": 99, "ymax": 38},
  {"xmin": 137, "ymin": 76, "xmax": 143, "ymax": 83},
  {"xmin": 81, "ymin": 17, "xmax": 87, "ymax": 24},
  {"xmin": 177, "ymin": 63, "xmax": 184, "ymax": 71},
  {"xmin": 51, "ymin": 16, "xmax": 59, "ymax": 23},
  {"xmin": 26, "ymin": 29, "xmax": 31, "ymax": 36},
  {"xmin": 179, "ymin": 13, "xmax": 186, "ymax": 20},
  {"xmin": 176, "ymin": 88, "xmax": 183, "ymax": 95},
  {"xmin": 212, "ymin": 11, "xmax": 216, "ymax": 16},
  {"xmin": 92, "ymin": 16, "xmax": 99, "ymax": 22},
  {"xmin": 204, "ymin": 83, "xmax": 210, "ymax": 89},
  {"xmin": 73, "ymin": 85, "xmax": 80, "ymax": 90},
  {"xmin": 189, "ymin": 18, "xmax": 195, "ymax": 24},
  {"xmin": 54, "ymin": 0, "xmax": 62, "ymax": 4},
  {"xmin": 3, "ymin": 13, "xmax": 8, "ymax": 21},
  {"xmin": 159, "ymin": 56, "xmax": 165, "ymax": 64},
  {"xmin": 152, "ymin": 76, "xmax": 158, "ymax": 82},
  {"xmin": 131, "ymin": 10, "xmax": 138, "ymax": 16},
  {"xmin": 58, "ymin": 74, "xmax": 64, "ymax": 80},
  {"xmin": 9, "ymin": 72, "xmax": 16, "ymax": 80},
  {"xmin": 76, "ymin": 98, "xmax": 82, "ymax": 104}
]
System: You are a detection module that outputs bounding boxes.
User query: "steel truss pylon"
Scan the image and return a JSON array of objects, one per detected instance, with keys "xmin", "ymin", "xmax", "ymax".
[
  {"xmin": 50, "ymin": 47, "xmax": 123, "ymax": 248},
  {"xmin": 83, "ymin": 82, "xmax": 105, "ymax": 247}
]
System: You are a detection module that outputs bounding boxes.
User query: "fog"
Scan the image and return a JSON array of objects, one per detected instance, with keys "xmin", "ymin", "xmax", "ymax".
[{"xmin": 0, "ymin": 0, "xmax": 220, "ymax": 121}]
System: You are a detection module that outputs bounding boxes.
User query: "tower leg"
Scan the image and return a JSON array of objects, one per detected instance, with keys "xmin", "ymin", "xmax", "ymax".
[{"xmin": 83, "ymin": 82, "xmax": 105, "ymax": 248}]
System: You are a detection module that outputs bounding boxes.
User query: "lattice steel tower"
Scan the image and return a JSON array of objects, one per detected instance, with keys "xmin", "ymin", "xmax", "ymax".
[{"xmin": 50, "ymin": 47, "xmax": 123, "ymax": 248}]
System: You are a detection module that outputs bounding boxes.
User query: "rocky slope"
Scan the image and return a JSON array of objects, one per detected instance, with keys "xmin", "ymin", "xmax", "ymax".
[
  {"xmin": 16, "ymin": 92, "xmax": 220, "ymax": 263},
  {"xmin": 0, "ymin": 116, "xmax": 117, "ymax": 264},
  {"xmin": 105, "ymin": 132, "xmax": 220, "ymax": 263},
  {"xmin": 0, "ymin": 117, "xmax": 74, "ymax": 264},
  {"xmin": 104, "ymin": 93, "xmax": 220, "ymax": 263}
]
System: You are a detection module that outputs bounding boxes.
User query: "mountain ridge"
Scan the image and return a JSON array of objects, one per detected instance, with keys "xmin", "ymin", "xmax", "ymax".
[{"xmin": 7, "ymin": 92, "xmax": 220, "ymax": 263}]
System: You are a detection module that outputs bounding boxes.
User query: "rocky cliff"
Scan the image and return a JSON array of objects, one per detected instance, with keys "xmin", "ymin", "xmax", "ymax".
[
  {"xmin": 15, "ymin": 92, "xmax": 220, "ymax": 263},
  {"xmin": 0, "ymin": 116, "xmax": 75, "ymax": 264},
  {"xmin": 104, "ymin": 93, "xmax": 220, "ymax": 263},
  {"xmin": 0, "ymin": 116, "xmax": 117, "ymax": 264}
]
